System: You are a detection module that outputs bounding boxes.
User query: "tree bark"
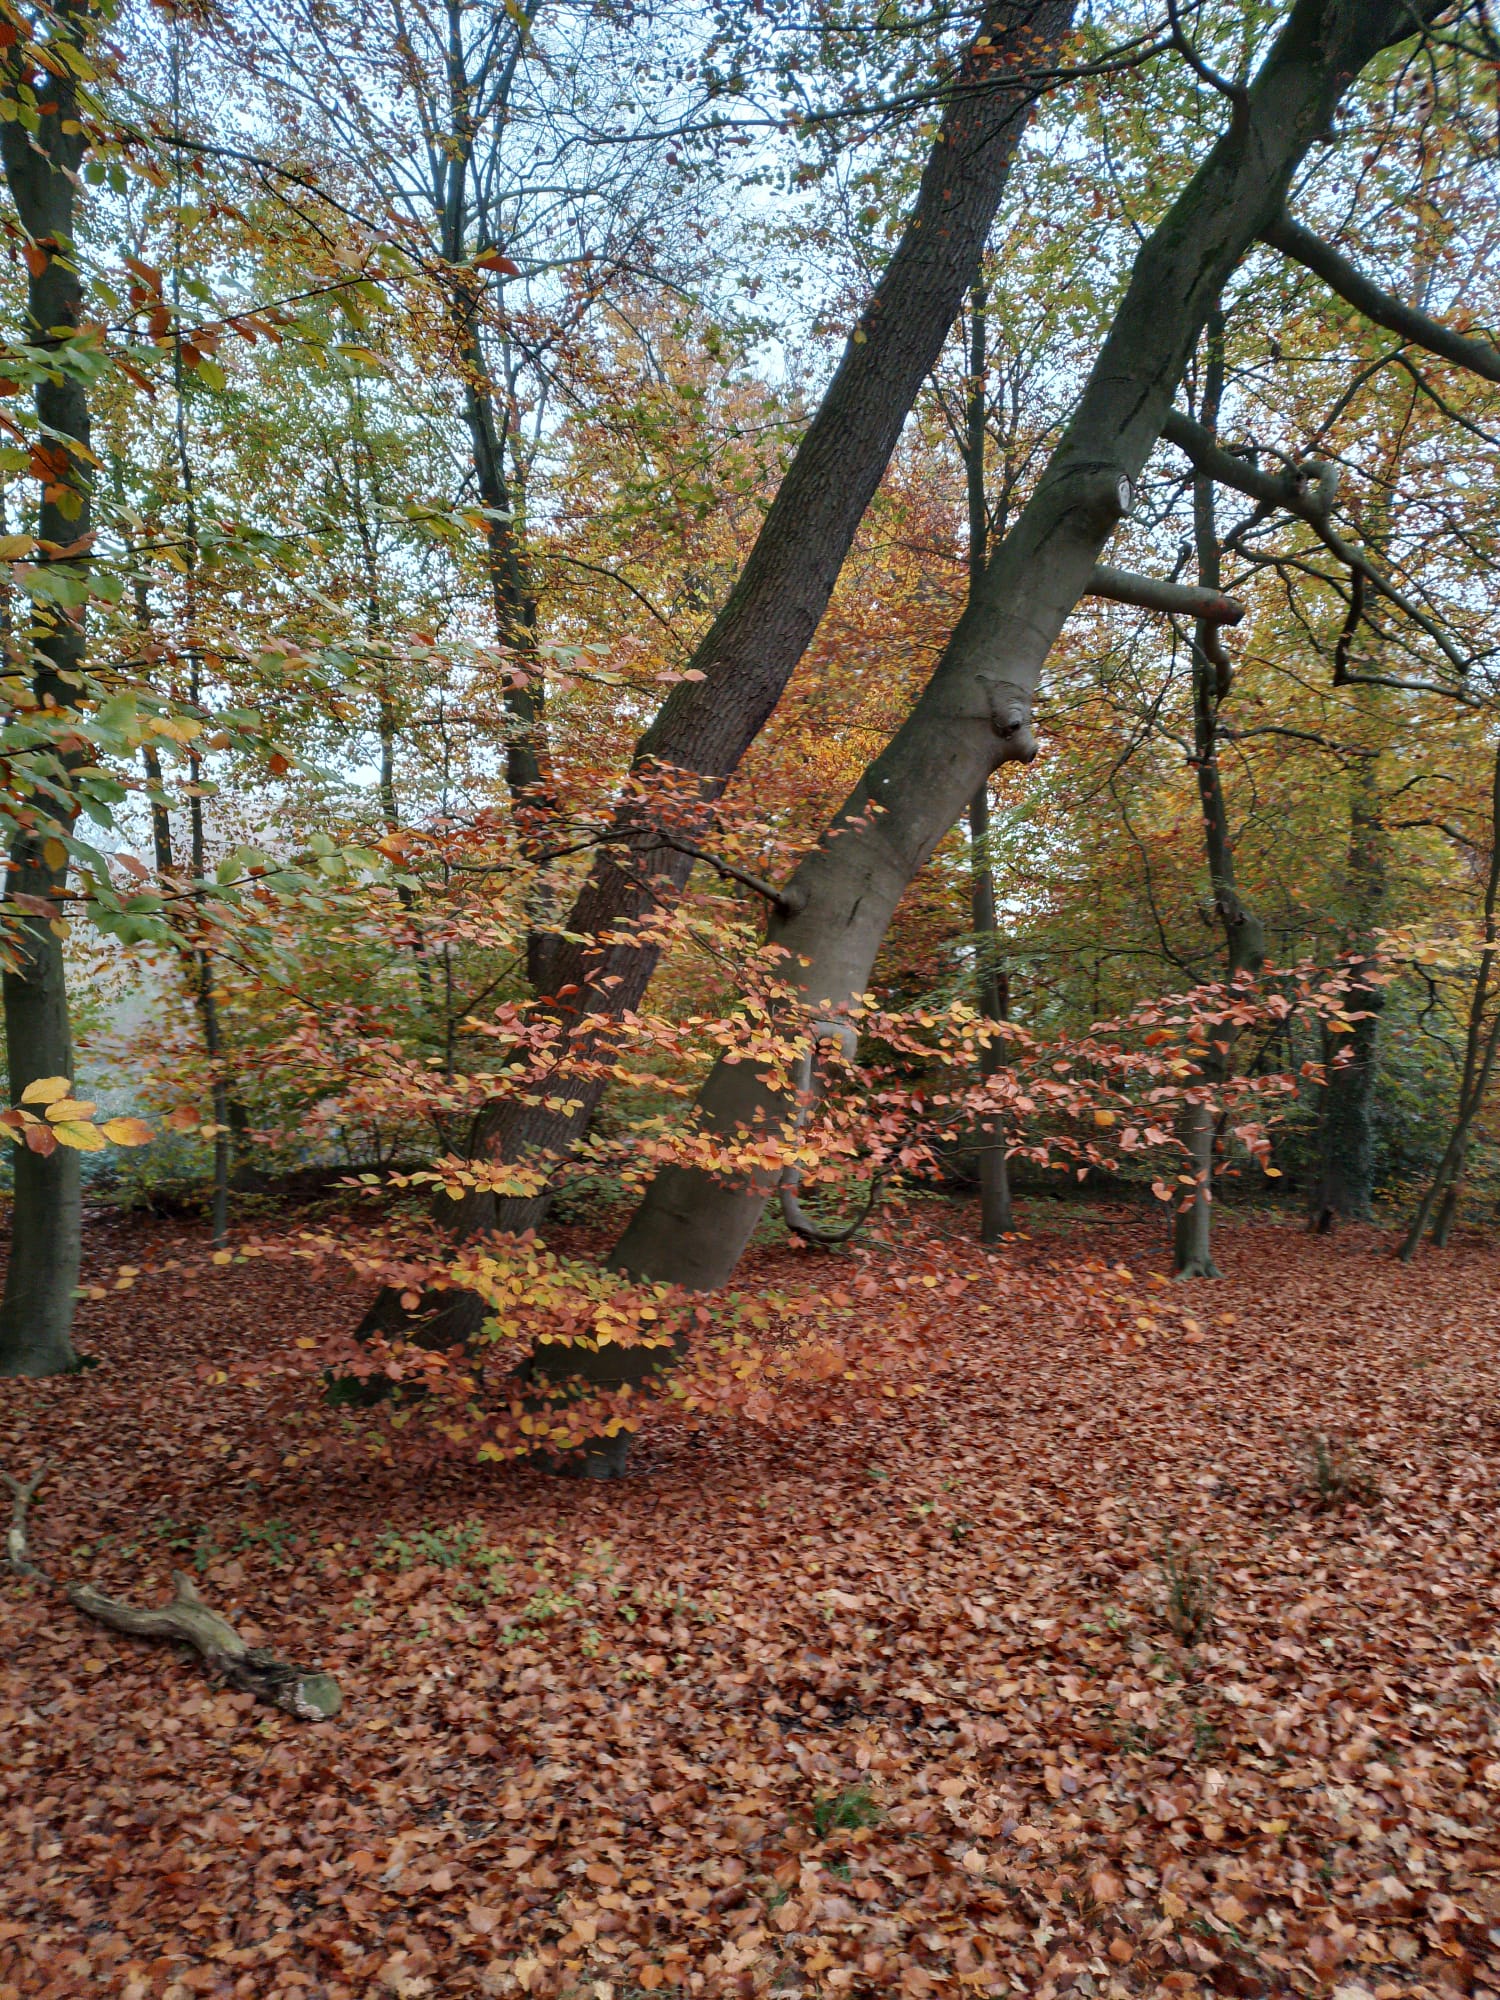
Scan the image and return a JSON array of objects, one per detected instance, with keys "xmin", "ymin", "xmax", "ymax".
[
  {"xmin": 0, "ymin": 1, "xmax": 95, "ymax": 1376},
  {"xmin": 356, "ymin": 0, "xmax": 1081, "ymax": 1347},
  {"xmin": 1309, "ymin": 754, "xmax": 1387, "ymax": 1231},
  {"xmin": 1174, "ymin": 303, "xmax": 1264, "ymax": 1278},
  {"xmin": 962, "ymin": 282, "xmax": 1013, "ymax": 1243},
  {"xmin": 605, "ymin": 0, "xmax": 1440, "ymax": 1318}
]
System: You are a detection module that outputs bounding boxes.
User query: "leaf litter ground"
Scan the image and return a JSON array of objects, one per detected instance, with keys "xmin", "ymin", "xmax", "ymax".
[{"xmin": 2, "ymin": 1204, "xmax": 1499, "ymax": 2000}]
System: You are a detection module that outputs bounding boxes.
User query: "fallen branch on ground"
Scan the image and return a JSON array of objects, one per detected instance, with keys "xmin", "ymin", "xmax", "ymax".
[{"xmin": 1, "ymin": 1463, "xmax": 342, "ymax": 1721}]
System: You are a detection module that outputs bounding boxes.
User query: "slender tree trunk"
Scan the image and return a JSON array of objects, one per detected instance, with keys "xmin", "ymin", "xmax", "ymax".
[
  {"xmin": 969, "ymin": 782, "xmax": 1014, "ymax": 1241},
  {"xmin": 962, "ymin": 283, "xmax": 1013, "ymax": 1242},
  {"xmin": 167, "ymin": 47, "xmax": 231, "ymax": 1250},
  {"xmin": 1308, "ymin": 755, "xmax": 1386, "ymax": 1231},
  {"xmin": 1174, "ymin": 305, "xmax": 1264, "ymax": 1277},
  {"xmin": 1401, "ymin": 739, "xmax": 1500, "ymax": 1259},
  {"xmin": 604, "ymin": 0, "xmax": 1435, "ymax": 1328},
  {"xmin": 0, "ymin": 1, "xmax": 95, "ymax": 1375},
  {"xmin": 355, "ymin": 0, "xmax": 1080, "ymax": 1348}
]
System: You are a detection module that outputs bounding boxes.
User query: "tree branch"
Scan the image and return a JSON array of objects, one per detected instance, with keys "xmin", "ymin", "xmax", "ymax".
[
  {"xmin": 1087, "ymin": 563, "xmax": 1245, "ymax": 623},
  {"xmin": 1160, "ymin": 409, "xmax": 1473, "ymax": 676},
  {"xmin": 1, "ymin": 1463, "xmax": 342, "ymax": 1720},
  {"xmin": 1263, "ymin": 210, "xmax": 1500, "ymax": 383}
]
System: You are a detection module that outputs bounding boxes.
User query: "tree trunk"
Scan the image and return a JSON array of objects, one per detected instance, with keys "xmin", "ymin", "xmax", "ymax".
[
  {"xmin": 1400, "ymin": 740, "xmax": 1500, "ymax": 1259},
  {"xmin": 0, "ymin": 1, "xmax": 94, "ymax": 1376},
  {"xmin": 963, "ymin": 282, "xmax": 1013, "ymax": 1243},
  {"xmin": 606, "ymin": 0, "xmax": 1437, "ymax": 1318},
  {"xmin": 1174, "ymin": 304, "xmax": 1263, "ymax": 1278},
  {"xmin": 1309, "ymin": 756, "xmax": 1386, "ymax": 1230},
  {"xmin": 970, "ymin": 781, "xmax": 1014, "ymax": 1242},
  {"xmin": 355, "ymin": 0, "xmax": 1081, "ymax": 1345}
]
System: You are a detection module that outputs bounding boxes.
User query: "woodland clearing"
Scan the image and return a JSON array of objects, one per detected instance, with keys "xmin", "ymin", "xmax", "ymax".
[{"xmin": 2, "ymin": 1202, "xmax": 1498, "ymax": 2000}]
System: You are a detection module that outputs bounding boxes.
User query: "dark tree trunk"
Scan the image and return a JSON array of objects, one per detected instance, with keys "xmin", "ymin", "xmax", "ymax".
[
  {"xmin": 0, "ymin": 1, "xmax": 94, "ymax": 1376},
  {"xmin": 606, "ymin": 0, "xmax": 1439, "ymax": 1320},
  {"xmin": 962, "ymin": 282, "xmax": 1013, "ymax": 1243},
  {"xmin": 1309, "ymin": 756, "xmax": 1386, "ymax": 1231},
  {"xmin": 1174, "ymin": 304, "xmax": 1264, "ymax": 1279}
]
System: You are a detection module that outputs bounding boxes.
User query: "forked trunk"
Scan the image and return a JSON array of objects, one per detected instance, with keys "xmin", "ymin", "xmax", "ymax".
[
  {"xmin": 605, "ymin": 0, "xmax": 1437, "ymax": 1325},
  {"xmin": 354, "ymin": 0, "xmax": 1082, "ymax": 1348}
]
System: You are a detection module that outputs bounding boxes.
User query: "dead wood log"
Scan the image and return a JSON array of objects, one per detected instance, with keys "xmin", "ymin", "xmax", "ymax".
[{"xmin": 2, "ymin": 1464, "xmax": 341, "ymax": 1721}]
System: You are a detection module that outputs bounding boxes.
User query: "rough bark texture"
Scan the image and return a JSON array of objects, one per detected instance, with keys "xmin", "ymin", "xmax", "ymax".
[
  {"xmin": 606, "ymin": 0, "xmax": 1442, "ymax": 1315},
  {"xmin": 357, "ymin": 0, "xmax": 1081, "ymax": 1349},
  {"xmin": 0, "ymin": 3, "xmax": 93, "ymax": 1376}
]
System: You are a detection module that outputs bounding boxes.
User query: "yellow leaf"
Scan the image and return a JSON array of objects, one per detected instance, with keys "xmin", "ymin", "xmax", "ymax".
[
  {"xmin": 1093, "ymin": 1109, "xmax": 1115, "ymax": 1127},
  {"xmin": 51, "ymin": 1120, "xmax": 106, "ymax": 1151},
  {"xmin": 0, "ymin": 533, "xmax": 35, "ymax": 558},
  {"xmin": 43, "ymin": 837, "xmax": 67, "ymax": 872},
  {"xmin": 44, "ymin": 1098, "xmax": 96, "ymax": 1123},
  {"xmin": 20, "ymin": 1075, "xmax": 71, "ymax": 1105},
  {"xmin": 100, "ymin": 1117, "xmax": 153, "ymax": 1146},
  {"xmin": 211, "ymin": 1250, "xmax": 233, "ymax": 1265}
]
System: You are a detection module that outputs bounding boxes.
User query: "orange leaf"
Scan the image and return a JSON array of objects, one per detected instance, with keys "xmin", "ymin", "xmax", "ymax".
[{"xmin": 100, "ymin": 1117, "xmax": 153, "ymax": 1147}]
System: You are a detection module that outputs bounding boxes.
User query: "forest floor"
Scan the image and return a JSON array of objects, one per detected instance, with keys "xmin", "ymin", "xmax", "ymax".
[{"xmin": 2, "ymin": 1201, "xmax": 1499, "ymax": 2000}]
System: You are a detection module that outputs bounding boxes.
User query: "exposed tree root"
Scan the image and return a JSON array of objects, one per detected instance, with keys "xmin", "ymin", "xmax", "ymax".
[{"xmin": 2, "ymin": 1463, "xmax": 341, "ymax": 1721}]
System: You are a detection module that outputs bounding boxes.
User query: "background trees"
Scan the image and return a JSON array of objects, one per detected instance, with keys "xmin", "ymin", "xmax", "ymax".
[{"xmin": 0, "ymin": 0, "xmax": 1497, "ymax": 1407}]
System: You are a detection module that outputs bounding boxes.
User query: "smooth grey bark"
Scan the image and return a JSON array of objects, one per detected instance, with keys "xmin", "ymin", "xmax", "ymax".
[
  {"xmin": 357, "ymin": 0, "xmax": 1081, "ymax": 1352},
  {"xmin": 0, "ymin": 1, "xmax": 95, "ymax": 1375},
  {"xmin": 606, "ymin": 0, "xmax": 1443, "ymax": 1319},
  {"xmin": 1309, "ymin": 755, "xmax": 1387, "ymax": 1230}
]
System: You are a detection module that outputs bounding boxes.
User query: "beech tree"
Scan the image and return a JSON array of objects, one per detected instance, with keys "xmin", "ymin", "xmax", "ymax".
[
  {"xmin": 354, "ymin": 0, "xmax": 1084, "ymax": 1347},
  {"xmin": 602, "ymin": 0, "xmax": 1454, "ymax": 1324}
]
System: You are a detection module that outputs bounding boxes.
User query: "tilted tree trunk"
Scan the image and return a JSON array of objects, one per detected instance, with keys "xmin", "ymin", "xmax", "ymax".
[
  {"xmin": 356, "ymin": 0, "xmax": 1081, "ymax": 1348},
  {"xmin": 1174, "ymin": 305, "xmax": 1265, "ymax": 1279},
  {"xmin": 604, "ymin": 0, "xmax": 1441, "ymax": 1328},
  {"xmin": 0, "ymin": 1, "xmax": 95, "ymax": 1377}
]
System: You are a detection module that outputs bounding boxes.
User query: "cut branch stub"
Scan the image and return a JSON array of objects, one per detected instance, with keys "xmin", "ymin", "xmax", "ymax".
[{"xmin": 67, "ymin": 1570, "xmax": 343, "ymax": 1720}]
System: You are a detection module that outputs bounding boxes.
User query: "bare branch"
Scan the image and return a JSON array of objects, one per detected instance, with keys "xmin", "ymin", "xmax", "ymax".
[
  {"xmin": 1161, "ymin": 409, "xmax": 1474, "ymax": 677},
  {"xmin": 67, "ymin": 1572, "xmax": 343, "ymax": 1720},
  {"xmin": 2, "ymin": 1464, "xmax": 342, "ymax": 1720},
  {"xmin": 1264, "ymin": 210, "xmax": 1500, "ymax": 383},
  {"xmin": 1087, "ymin": 563, "xmax": 1245, "ymax": 623},
  {"xmin": 2, "ymin": 1460, "xmax": 52, "ymax": 1578}
]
